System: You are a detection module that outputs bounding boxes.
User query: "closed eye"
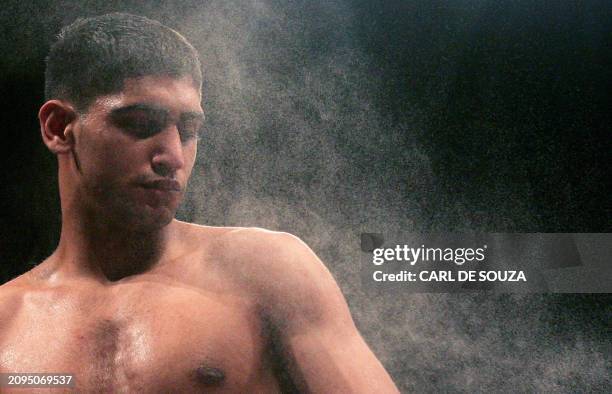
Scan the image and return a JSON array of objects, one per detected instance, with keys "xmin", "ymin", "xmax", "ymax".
[
  {"xmin": 115, "ymin": 116, "xmax": 164, "ymax": 138},
  {"xmin": 109, "ymin": 105, "xmax": 204, "ymax": 142},
  {"xmin": 109, "ymin": 106, "xmax": 169, "ymax": 139},
  {"xmin": 178, "ymin": 114, "xmax": 205, "ymax": 142}
]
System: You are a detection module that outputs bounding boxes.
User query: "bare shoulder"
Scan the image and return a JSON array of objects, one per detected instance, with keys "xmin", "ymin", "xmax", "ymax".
[
  {"xmin": 0, "ymin": 274, "xmax": 31, "ymax": 327},
  {"xmin": 176, "ymin": 222, "xmax": 347, "ymax": 321},
  {"xmin": 0, "ymin": 272, "xmax": 32, "ymax": 296},
  {"xmin": 207, "ymin": 226, "xmax": 349, "ymax": 327},
  {"xmin": 0, "ymin": 262, "xmax": 57, "ymax": 305},
  {"xmin": 178, "ymin": 221, "xmax": 330, "ymax": 282},
  {"xmin": 217, "ymin": 227, "xmax": 334, "ymax": 287}
]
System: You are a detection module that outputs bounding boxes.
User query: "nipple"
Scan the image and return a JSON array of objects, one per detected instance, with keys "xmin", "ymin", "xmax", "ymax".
[{"xmin": 195, "ymin": 366, "xmax": 225, "ymax": 385}]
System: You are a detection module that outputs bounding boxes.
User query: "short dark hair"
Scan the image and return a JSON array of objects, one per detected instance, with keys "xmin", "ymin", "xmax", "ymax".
[{"xmin": 45, "ymin": 13, "xmax": 202, "ymax": 111}]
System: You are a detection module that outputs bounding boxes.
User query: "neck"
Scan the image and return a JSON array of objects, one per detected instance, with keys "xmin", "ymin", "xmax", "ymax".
[{"xmin": 52, "ymin": 205, "xmax": 173, "ymax": 283}]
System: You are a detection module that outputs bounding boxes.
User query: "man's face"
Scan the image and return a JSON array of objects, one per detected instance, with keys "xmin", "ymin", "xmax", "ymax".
[{"xmin": 71, "ymin": 75, "xmax": 203, "ymax": 230}]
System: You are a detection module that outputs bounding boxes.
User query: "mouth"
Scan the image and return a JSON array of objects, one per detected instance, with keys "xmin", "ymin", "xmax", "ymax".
[{"xmin": 140, "ymin": 179, "xmax": 182, "ymax": 192}]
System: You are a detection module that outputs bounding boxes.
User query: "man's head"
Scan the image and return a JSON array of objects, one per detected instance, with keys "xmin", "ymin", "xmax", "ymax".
[
  {"xmin": 39, "ymin": 13, "xmax": 204, "ymax": 231},
  {"xmin": 45, "ymin": 12, "xmax": 202, "ymax": 112}
]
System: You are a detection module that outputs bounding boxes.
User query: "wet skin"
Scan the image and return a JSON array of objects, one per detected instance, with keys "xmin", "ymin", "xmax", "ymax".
[
  {"xmin": 0, "ymin": 76, "xmax": 398, "ymax": 393},
  {"xmin": 0, "ymin": 224, "xmax": 287, "ymax": 392}
]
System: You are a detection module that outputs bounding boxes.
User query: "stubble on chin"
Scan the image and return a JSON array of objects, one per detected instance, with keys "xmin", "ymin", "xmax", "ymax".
[{"xmin": 86, "ymin": 182, "xmax": 179, "ymax": 232}]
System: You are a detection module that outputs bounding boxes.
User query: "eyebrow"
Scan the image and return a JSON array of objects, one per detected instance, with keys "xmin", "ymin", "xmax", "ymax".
[{"xmin": 109, "ymin": 103, "xmax": 205, "ymax": 122}]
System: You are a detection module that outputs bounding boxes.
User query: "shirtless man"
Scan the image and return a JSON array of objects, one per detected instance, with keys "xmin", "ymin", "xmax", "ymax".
[{"xmin": 0, "ymin": 13, "xmax": 398, "ymax": 393}]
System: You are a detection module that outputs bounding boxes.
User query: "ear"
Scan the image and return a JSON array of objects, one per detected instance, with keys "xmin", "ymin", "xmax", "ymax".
[{"xmin": 39, "ymin": 100, "xmax": 77, "ymax": 154}]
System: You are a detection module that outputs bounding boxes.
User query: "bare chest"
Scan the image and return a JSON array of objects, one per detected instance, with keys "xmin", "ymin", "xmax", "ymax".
[{"xmin": 0, "ymin": 283, "xmax": 278, "ymax": 392}]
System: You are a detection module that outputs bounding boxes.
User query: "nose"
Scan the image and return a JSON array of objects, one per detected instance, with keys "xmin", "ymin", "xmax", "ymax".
[{"xmin": 151, "ymin": 126, "xmax": 185, "ymax": 177}]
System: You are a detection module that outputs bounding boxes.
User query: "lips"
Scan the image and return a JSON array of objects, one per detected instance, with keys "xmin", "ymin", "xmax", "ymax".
[{"xmin": 140, "ymin": 179, "xmax": 182, "ymax": 192}]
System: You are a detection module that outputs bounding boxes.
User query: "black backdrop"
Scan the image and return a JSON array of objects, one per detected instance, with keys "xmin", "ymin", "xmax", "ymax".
[{"xmin": 1, "ymin": 1, "xmax": 610, "ymax": 392}]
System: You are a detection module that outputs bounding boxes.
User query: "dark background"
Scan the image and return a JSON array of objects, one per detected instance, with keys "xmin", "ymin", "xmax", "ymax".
[{"xmin": 1, "ymin": 1, "xmax": 610, "ymax": 392}]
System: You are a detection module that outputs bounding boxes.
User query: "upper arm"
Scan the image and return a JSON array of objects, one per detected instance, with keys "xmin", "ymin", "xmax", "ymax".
[{"xmin": 229, "ymin": 229, "xmax": 398, "ymax": 393}]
